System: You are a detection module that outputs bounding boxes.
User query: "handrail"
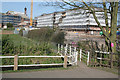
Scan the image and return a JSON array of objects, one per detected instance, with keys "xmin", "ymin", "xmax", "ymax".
[
  {"xmin": 95, "ymin": 51, "xmax": 110, "ymax": 54},
  {"xmin": 0, "ymin": 55, "xmax": 72, "ymax": 58}
]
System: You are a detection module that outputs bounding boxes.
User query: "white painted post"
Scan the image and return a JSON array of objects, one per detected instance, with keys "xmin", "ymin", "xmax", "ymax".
[
  {"xmin": 57, "ymin": 44, "xmax": 60, "ymax": 53},
  {"xmin": 87, "ymin": 51, "xmax": 90, "ymax": 66},
  {"xmin": 76, "ymin": 51, "xmax": 78, "ymax": 65},
  {"xmin": 80, "ymin": 49, "xmax": 82, "ymax": 62},
  {"xmin": 74, "ymin": 47, "xmax": 76, "ymax": 52},
  {"xmin": 69, "ymin": 46, "xmax": 71, "ymax": 56},
  {"xmin": 66, "ymin": 44, "xmax": 68, "ymax": 48},
  {"xmin": 73, "ymin": 48, "xmax": 76, "ymax": 65},
  {"xmin": 61, "ymin": 45, "xmax": 63, "ymax": 54},
  {"xmin": 65, "ymin": 44, "xmax": 68, "ymax": 55},
  {"xmin": 71, "ymin": 51, "xmax": 74, "ymax": 65},
  {"xmin": 64, "ymin": 47, "xmax": 67, "ymax": 55}
]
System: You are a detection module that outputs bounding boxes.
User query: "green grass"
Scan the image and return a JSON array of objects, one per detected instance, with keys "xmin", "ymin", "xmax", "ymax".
[
  {"xmin": 2, "ymin": 67, "xmax": 68, "ymax": 73},
  {"xmin": 3, "ymin": 34, "xmax": 37, "ymax": 47},
  {"xmin": 2, "ymin": 65, "xmax": 79, "ymax": 73},
  {"xmin": 2, "ymin": 34, "xmax": 64, "ymax": 71}
]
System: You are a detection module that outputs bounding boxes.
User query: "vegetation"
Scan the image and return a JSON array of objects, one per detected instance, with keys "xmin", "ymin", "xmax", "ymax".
[
  {"xmin": 27, "ymin": 28, "xmax": 65, "ymax": 44},
  {"xmin": 27, "ymin": 28, "xmax": 54, "ymax": 42},
  {"xmin": 2, "ymin": 28, "xmax": 66, "ymax": 67},
  {"xmin": 77, "ymin": 40, "xmax": 119, "ymax": 68},
  {"xmin": 52, "ymin": 31, "xmax": 65, "ymax": 45},
  {"xmin": 19, "ymin": 28, "xmax": 25, "ymax": 36},
  {"xmin": 7, "ymin": 23, "xmax": 13, "ymax": 28},
  {"xmin": 2, "ymin": 34, "xmax": 54, "ymax": 55},
  {"xmin": 3, "ymin": 27, "xmax": 15, "ymax": 31}
]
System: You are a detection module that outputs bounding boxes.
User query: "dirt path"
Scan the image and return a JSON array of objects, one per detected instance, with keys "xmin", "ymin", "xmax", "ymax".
[{"xmin": 2, "ymin": 62, "xmax": 118, "ymax": 78}]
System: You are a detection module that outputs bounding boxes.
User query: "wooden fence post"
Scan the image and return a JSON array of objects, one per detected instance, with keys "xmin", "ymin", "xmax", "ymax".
[
  {"xmin": 95, "ymin": 53, "xmax": 97, "ymax": 67},
  {"xmin": 80, "ymin": 49, "xmax": 82, "ymax": 62},
  {"xmin": 87, "ymin": 51, "xmax": 90, "ymax": 66},
  {"xmin": 14, "ymin": 55, "xmax": 18, "ymax": 71},
  {"xmin": 64, "ymin": 55, "xmax": 67, "ymax": 68},
  {"xmin": 110, "ymin": 52, "xmax": 113, "ymax": 68},
  {"xmin": 100, "ymin": 53, "xmax": 102, "ymax": 67}
]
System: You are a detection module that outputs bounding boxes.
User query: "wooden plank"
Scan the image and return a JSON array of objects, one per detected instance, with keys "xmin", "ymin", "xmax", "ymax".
[
  {"xmin": 95, "ymin": 51, "xmax": 110, "ymax": 54},
  {"xmin": 61, "ymin": 45, "xmax": 63, "ymax": 53},
  {"xmin": 64, "ymin": 55, "xmax": 67, "ymax": 68},
  {"xmin": 18, "ymin": 56, "xmax": 66, "ymax": 58},
  {"xmin": 82, "ymin": 53, "xmax": 87, "ymax": 56},
  {"xmin": 0, "ymin": 65, "xmax": 14, "ymax": 67},
  {"xmin": 81, "ymin": 55, "xmax": 87, "ymax": 59},
  {"xmin": 69, "ymin": 46, "xmax": 72, "ymax": 56},
  {"xmin": 95, "ymin": 53, "xmax": 97, "ymax": 67},
  {"xmin": 80, "ymin": 49, "xmax": 82, "ymax": 62},
  {"xmin": 87, "ymin": 52, "xmax": 90, "ymax": 66},
  {"xmin": 14, "ymin": 55, "xmax": 18, "ymax": 71},
  {"xmin": 0, "ymin": 56, "xmax": 14, "ymax": 58},
  {"xmin": 18, "ymin": 63, "xmax": 64, "ymax": 67},
  {"xmin": 0, "ymin": 56, "xmax": 71, "ymax": 58},
  {"xmin": 100, "ymin": 53, "xmax": 102, "ymax": 67}
]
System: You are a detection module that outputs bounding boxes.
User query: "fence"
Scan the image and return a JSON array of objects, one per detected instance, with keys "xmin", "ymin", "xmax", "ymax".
[
  {"xmin": 1, "ymin": 44, "xmax": 79, "ymax": 71},
  {"xmin": 79, "ymin": 49, "xmax": 90, "ymax": 66},
  {"xmin": 89, "ymin": 51, "xmax": 119, "ymax": 68},
  {"xmin": 58, "ymin": 44, "xmax": 90, "ymax": 66},
  {"xmin": 57, "ymin": 44, "xmax": 79, "ymax": 65}
]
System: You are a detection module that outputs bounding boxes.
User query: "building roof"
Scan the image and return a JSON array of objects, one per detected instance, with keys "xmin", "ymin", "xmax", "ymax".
[
  {"xmin": 18, "ymin": 22, "xmax": 27, "ymax": 26},
  {"xmin": 6, "ymin": 11, "xmax": 29, "ymax": 19},
  {"xmin": 37, "ymin": 7, "xmax": 104, "ymax": 18}
]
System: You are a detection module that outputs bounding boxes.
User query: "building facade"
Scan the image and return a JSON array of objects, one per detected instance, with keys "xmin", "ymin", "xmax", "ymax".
[
  {"xmin": 1, "ymin": 13, "xmax": 21, "ymax": 27},
  {"xmin": 36, "ymin": 8, "xmax": 111, "ymax": 35},
  {"xmin": 1, "ymin": 10, "xmax": 29, "ymax": 27}
]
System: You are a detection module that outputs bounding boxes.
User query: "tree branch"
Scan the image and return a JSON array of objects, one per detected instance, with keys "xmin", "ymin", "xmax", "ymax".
[
  {"xmin": 82, "ymin": 0, "xmax": 110, "ymax": 40},
  {"xmin": 103, "ymin": 2, "xmax": 109, "ymax": 35}
]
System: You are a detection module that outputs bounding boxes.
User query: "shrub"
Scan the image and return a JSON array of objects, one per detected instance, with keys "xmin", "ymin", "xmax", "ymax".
[
  {"xmin": 19, "ymin": 28, "xmax": 25, "ymax": 36},
  {"xmin": 52, "ymin": 31, "xmax": 66, "ymax": 45},
  {"xmin": 27, "ymin": 28, "xmax": 54, "ymax": 42},
  {"xmin": 27, "ymin": 28, "xmax": 66, "ymax": 45},
  {"xmin": 2, "ymin": 35, "xmax": 14, "ymax": 55}
]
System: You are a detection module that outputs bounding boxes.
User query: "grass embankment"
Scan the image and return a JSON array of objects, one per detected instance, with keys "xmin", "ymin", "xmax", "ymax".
[{"xmin": 2, "ymin": 34, "xmax": 64, "ymax": 71}]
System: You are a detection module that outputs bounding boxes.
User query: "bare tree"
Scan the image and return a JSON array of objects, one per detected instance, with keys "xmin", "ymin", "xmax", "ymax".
[{"xmin": 56, "ymin": 0, "xmax": 119, "ymax": 53}]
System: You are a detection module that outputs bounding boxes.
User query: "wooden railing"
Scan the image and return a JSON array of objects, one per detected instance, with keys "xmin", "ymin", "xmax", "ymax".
[
  {"xmin": 89, "ymin": 51, "xmax": 119, "ymax": 68},
  {"xmin": 1, "ymin": 50, "xmax": 79, "ymax": 71},
  {"xmin": 1, "ymin": 55, "xmax": 74, "ymax": 71}
]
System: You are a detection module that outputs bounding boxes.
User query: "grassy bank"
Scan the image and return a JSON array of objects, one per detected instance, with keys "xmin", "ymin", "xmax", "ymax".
[{"xmin": 2, "ymin": 34, "xmax": 64, "ymax": 71}]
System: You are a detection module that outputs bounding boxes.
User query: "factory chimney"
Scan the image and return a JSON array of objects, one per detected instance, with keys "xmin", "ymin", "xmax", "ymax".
[{"xmin": 24, "ymin": 7, "xmax": 27, "ymax": 16}]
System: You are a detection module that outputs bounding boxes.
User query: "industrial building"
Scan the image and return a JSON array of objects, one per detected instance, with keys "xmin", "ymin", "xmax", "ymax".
[
  {"xmin": 36, "ymin": 8, "xmax": 111, "ymax": 35},
  {"xmin": 0, "ymin": 7, "xmax": 37, "ymax": 28},
  {"xmin": 1, "ymin": 10, "xmax": 29, "ymax": 27}
]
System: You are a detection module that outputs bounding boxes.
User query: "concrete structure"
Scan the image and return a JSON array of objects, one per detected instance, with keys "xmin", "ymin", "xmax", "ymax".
[
  {"xmin": 36, "ymin": 8, "xmax": 111, "ymax": 35},
  {"xmin": 1, "ymin": 10, "xmax": 37, "ymax": 28},
  {"xmin": 1, "ymin": 13, "xmax": 22, "ymax": 27}
]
